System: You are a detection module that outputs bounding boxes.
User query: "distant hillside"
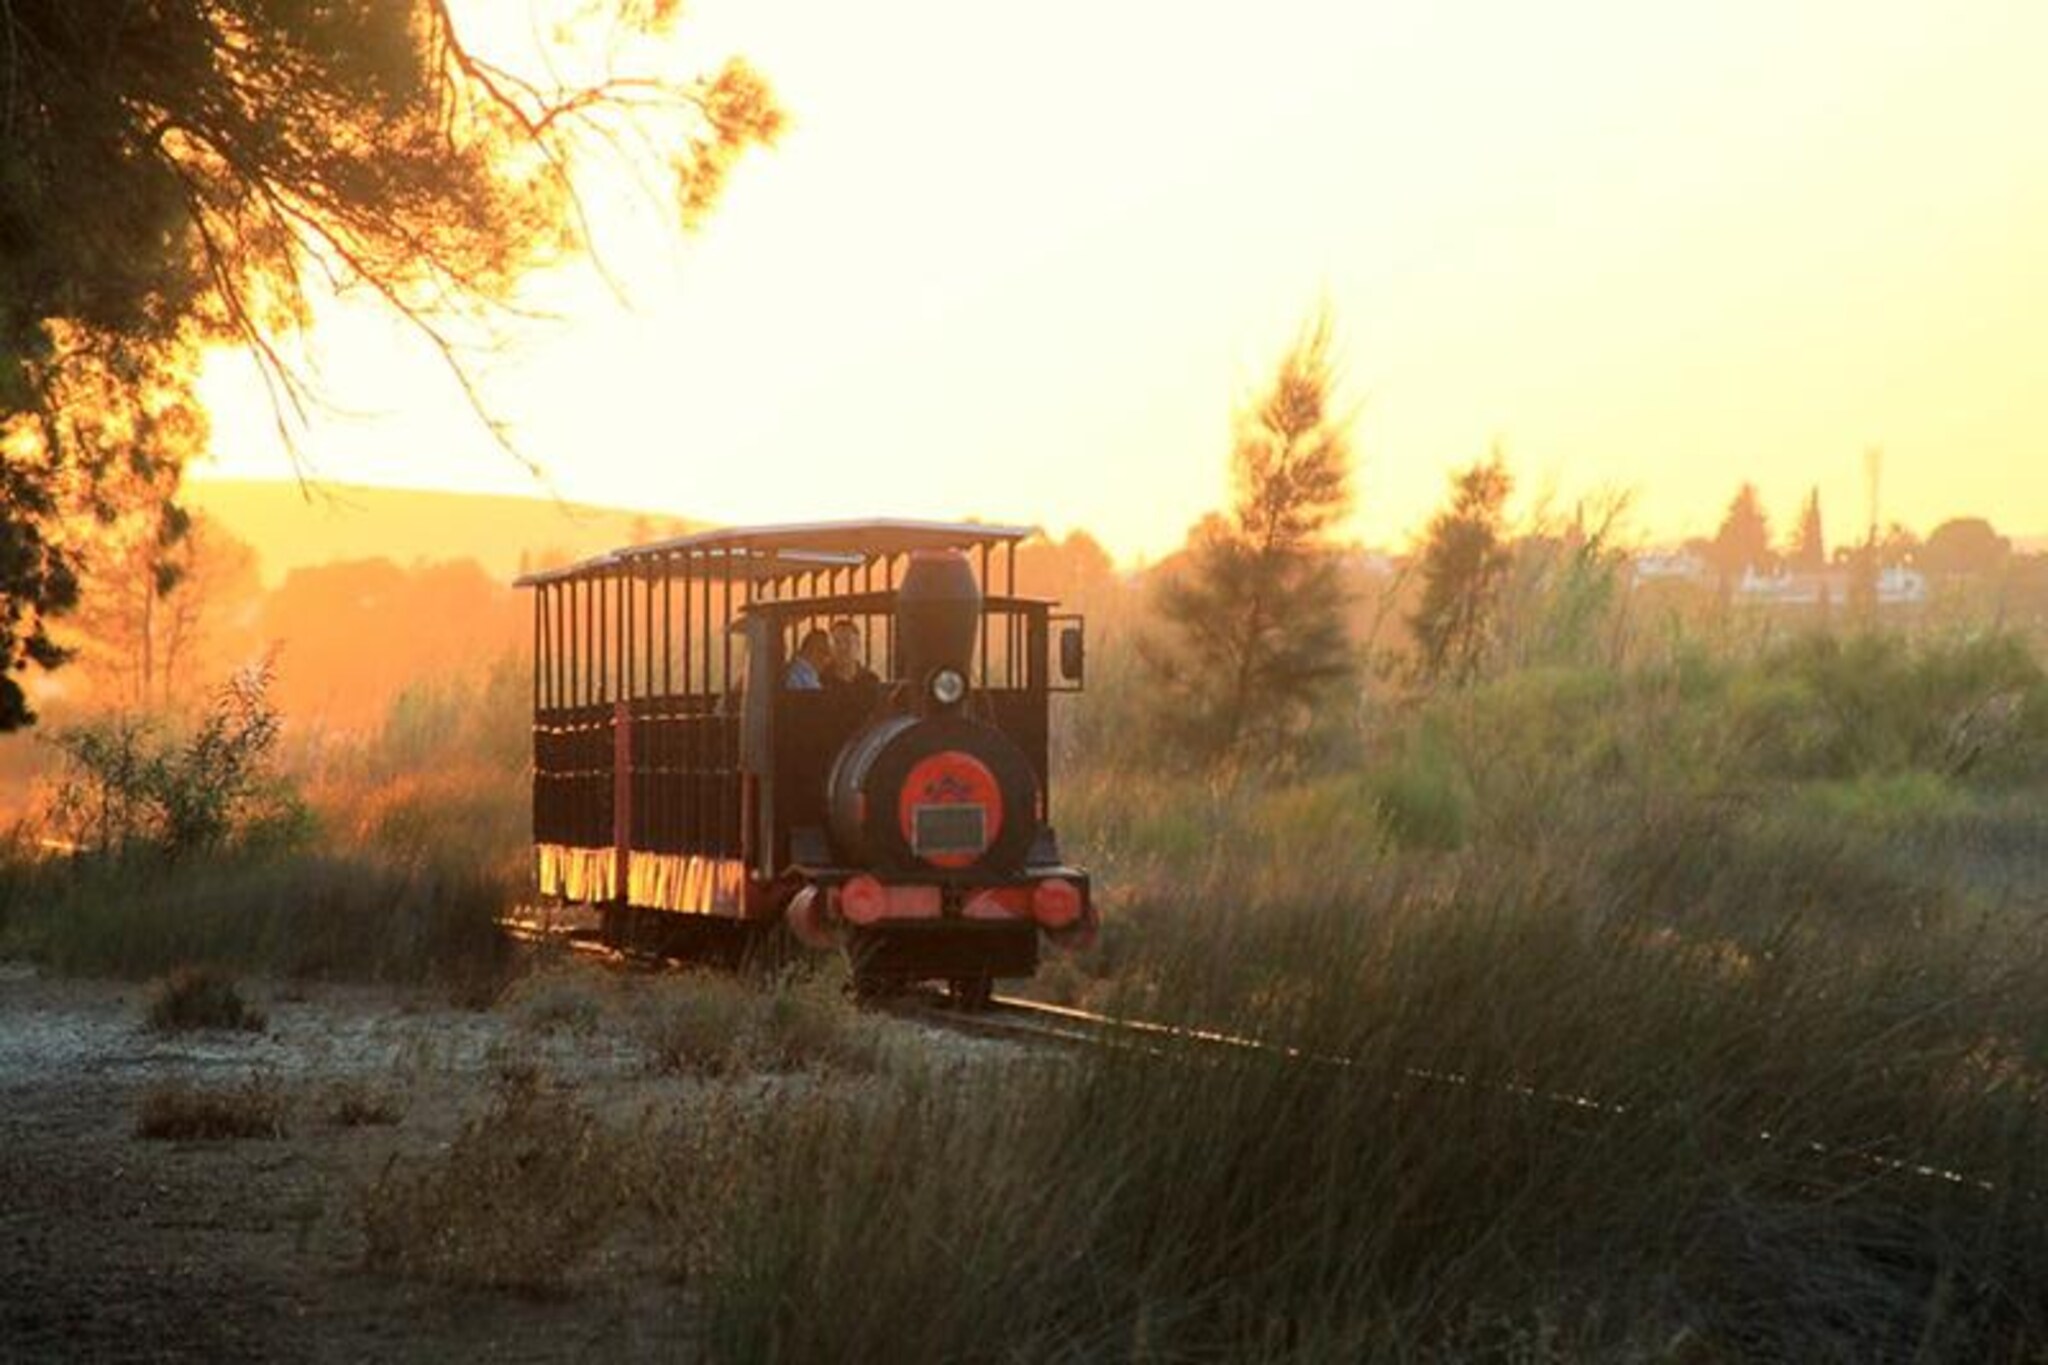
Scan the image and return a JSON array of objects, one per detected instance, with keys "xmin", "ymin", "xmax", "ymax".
[{"xmin": 184, "ymin": 479, "xmax": 703, "ymax": 584}]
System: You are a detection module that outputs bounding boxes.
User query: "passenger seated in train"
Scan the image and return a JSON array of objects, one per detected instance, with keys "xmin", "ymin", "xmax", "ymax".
[
  {"xmin": 827, "ymin": 618, "xmax": 882, "ymax": 703},
  {"xmin": 783, "ymin": 627, "xmax": 832, "ymax": 690}
]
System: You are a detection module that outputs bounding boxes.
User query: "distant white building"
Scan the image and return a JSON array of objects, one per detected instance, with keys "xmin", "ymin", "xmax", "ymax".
[
  {"xmin": 1874, "ymin": 566, "xmax": 1930, "ymax": 605},
  {"xmin": 1736, "ymin": 566, "xmax": 1928, "ymax": 607},
  {"xmin": 1629, "ymin": 551, "xmax": 1928, "ymax": 607},
  {"xmin": 1631, "ymin": 549, "xmax": 1709, "ymax": 585}
]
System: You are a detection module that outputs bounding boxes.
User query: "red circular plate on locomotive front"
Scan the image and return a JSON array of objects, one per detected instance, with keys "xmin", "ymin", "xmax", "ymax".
[{"xmin": 897, "ymin": 750, "xmax": 1005, "ymax": 868}]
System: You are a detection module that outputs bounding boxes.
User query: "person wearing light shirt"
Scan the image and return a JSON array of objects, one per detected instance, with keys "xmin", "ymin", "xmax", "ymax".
[{"xmin": 783, "ymin": 628, "xmax": 832, "ymax": 690}]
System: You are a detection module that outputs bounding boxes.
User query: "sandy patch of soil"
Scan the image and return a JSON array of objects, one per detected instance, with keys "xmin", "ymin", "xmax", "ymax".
[{"xmin": 0, "ymin": 961, "xmax": 1001, "ymax": 1363}]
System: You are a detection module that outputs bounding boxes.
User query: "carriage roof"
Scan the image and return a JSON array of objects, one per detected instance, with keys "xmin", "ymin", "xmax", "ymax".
[{"xmin": 514, "ymin": 518, "xmax": 1035, "ymax": 588}]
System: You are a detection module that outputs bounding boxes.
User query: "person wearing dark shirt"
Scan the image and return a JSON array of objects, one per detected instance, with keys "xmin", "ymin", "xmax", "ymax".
[{"xmin": 827, "ymin": 618, "xmax": 881, "ymax": 702}]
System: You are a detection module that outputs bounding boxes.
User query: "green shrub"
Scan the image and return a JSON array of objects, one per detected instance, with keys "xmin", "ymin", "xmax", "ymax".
[
  {"xmin": 1370, "ymin": 741, "xmax": 1470, "ymax": 851},
  {"xmin": 46, "ymin": 660, "xmax": 304, "ymax": 859},
  {"xmin": 1740, "ymin": 631, "xmax": 2048, "ymax": 782},
  {"xmin": 1793, "ymin": 771, "xmax": 1974, "ymax": 826}
]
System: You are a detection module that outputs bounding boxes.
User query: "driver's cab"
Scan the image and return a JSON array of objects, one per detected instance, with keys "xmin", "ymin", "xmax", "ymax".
[{"xmin": 728, "ymin": 531, "xmax": 1084, "ymax": 881}]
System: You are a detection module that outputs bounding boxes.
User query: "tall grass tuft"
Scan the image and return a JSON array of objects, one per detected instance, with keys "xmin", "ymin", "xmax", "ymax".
[
  {"xmin": 631, "ymin": 967, "xmax": 891, "ymax": 1077},
  {"xmin": 0, "ymin": 850, "xmax": 513, "ymax": 985},
  {"xmin": 679, "ymin": 870, "xmax": 2048, "ymax": 1361}
]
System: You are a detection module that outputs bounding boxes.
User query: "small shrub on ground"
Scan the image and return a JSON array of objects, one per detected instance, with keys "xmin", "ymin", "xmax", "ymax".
[
  {"xmin": 632, "ymin": 968, "xmax": 887, "ymax": 1076},
  {"xmin": 145, "ymin": 966, "xmax": 265, "ymax": 1032},
  {"xmin": 135, "ymin": 1078, "xmax": 286, "ymax": 1141},
  {"xmin": 630, "ymin": 971, "xmax": 761, "ymax": 1075},
  {"xmin": 502, "ymin": 966, "xmax": 606, "ymax": 1033},
  {"xmin": 326, "ymin": 1081, "xmax": 403, "ymax": 1128},
  {"xmin": 360, "ymin": 1076, "xmax": 626, "ymax": 1293}
]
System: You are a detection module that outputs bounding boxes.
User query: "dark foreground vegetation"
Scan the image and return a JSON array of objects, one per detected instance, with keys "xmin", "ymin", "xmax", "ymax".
[{"xmin": 668, "ymin": 627, "xmax": 2048, "ymax": 1362}]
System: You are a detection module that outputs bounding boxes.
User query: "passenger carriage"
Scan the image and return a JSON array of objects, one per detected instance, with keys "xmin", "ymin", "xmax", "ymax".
[{"xmin": 518, "ymin": 519, "xmax": 1094, "ymax": 1001}]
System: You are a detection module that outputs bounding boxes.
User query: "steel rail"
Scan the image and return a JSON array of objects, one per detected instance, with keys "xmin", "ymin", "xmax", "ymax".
[
  {"xmin": 932, "ymin": 995, "xmax": 1998, "ymax": 1196},
  {"xmin": 499, "ymin": 913, "xmax": 1998, "ymax": 1195}
]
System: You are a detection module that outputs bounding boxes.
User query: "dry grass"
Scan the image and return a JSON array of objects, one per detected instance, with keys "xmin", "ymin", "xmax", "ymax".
[
  {"xmin": 630, "ymin": 967, "xmax": 891, "ymax": 1077},
  {"xmin": 134, "ymin": 1078, "xmax": 286, "ymax": 1141},
  {"xmin": 42, "ymin": 630, "xmax": 2048, "ymax": 1356},
  {"xmin": 325, "ymin": 1081, "xmax": 403, "ymax": 1128},
  {"xmin": 359, "ymin": 1075, "xmax": 631, "ymax": 1294},
  {"xmin": 0, "ymin": 850, "xmax": 516, "ymax": 990},
  {"xmin": 500, "ymin": 967, "xmax": 606, "ymax": 1033},
  {"xmin": 144, "ymin": 967, "xmax": 265, "ymax": 1032},
  {"xmin": 340, "ymin": 780, "xmax": 2048, "ymax": 1360}
]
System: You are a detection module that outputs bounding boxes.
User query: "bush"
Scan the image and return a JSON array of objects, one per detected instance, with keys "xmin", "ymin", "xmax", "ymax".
[
  {"xmin": 46, "ymin": 659, "xmax": 305, "ymax": 859},
  {"xmin": 1369, "ymin": 734, "xmax": 1470, "ymax": 851},
  {"xmin": 144, "ymin": 966, "xmax": 265, "ymax": 1032},
  {"xmin": 633, "ymin": 968, "xmax": 887, "ymax": 1077},
  {"xmin": 1743, "ymin": 631, "xmax": 2048, "ymax": 782},
  {"xmin": 360, "ymin": 1077, "xmax": 625, "ymax": 1292},
  {"xmin": 135, "ymin": 1079, "xmax": 286, "ymax": 1141},
  {"xmin": 325, "ymin": 1081, "xmax": 403, "ymax": 1128}
]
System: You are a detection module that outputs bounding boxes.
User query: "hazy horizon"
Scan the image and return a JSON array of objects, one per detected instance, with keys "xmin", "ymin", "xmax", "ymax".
[
  {"xmin": 191, "ymin": 0, "xmax": 2048, "ymax": 565},
  {"xmin": 185, "ymin": 473, "xmax": 2047, "ymax": 579}
]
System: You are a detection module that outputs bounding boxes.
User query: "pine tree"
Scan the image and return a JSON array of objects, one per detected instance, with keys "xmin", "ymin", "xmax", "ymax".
[
  {"xmin": 1710, "ymin": 483, "xmax": 1773, "ymax": 582},
  {"xmin": 1408, "ymin": 452, "xmax": 1513, "ymax": 686},
  {"xmin": 1790, "ymin": 488, "xmax": 1826, "ymax": 573},
  {"xmin": 1143, "ymin": 318, "xmax": 1356, "ymax": 769}
]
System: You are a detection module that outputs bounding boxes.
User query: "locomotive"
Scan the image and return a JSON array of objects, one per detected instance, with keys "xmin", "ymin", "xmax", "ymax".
[{"xmin": 519, "ymin": 519, "xmax": 1093, "ymax": 1001}]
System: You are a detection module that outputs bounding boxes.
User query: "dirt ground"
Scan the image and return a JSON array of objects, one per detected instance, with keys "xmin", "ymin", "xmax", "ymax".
[{"xmin": 0, "ymin": 960, "xmax": 982, "ymax": 1363}]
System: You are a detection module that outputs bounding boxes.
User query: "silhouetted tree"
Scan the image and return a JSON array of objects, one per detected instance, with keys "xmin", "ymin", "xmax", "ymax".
[
  {"xmin": 1789, "ymin": 488, "xmax": 1827, "ymax": 573},
  {"xmin": 70, "ymin": 513, "xmax": 262, "ymax": 710},
  {"xmin": 1408, "ymin": 452, "xmax": 1513, "ymax": 686},
  {"xmin": 1143, "ymin": 318, "xmax": 1355, "ymax": 768},
  {"xmin": 1710, "ymin": 483, "xmax": 1773, "ymax": 582},
  {"xmin": 1878, "ymin": 522, "xmax": 1921, "ymax": 569},
  {"xmin": 1920, "ymin": 518, "xmax": 2011, "ymax": 577},
  {"xmin": 1016, "ymin": 531, "xmax": 1118, "ymax": 606},
  {"xmin": 0, "ymin": 3, "xmax": 781, "ymax": 728},
  {"xmin": 260, "ymin": 557, "xmax": 521, "ymax": 727}
]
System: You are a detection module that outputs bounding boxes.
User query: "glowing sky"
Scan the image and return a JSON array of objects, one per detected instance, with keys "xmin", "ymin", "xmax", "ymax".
[{"xmin": 193, "ymin": 0, "xmax": 2048, "ymax": 562}]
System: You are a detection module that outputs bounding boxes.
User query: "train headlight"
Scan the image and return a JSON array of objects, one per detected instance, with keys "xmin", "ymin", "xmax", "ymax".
[{"xmin": 928, "ymin": 667, "xmax": 967, "ymax": 707}]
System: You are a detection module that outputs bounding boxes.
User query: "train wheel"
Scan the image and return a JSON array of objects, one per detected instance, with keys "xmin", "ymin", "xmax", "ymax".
[{"xmin": 947, "ymin": 975, "xmax": 993, "ymax": 1011}]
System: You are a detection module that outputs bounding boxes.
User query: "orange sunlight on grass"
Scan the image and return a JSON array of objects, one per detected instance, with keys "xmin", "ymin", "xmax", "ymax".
[{"xmin": 192, "ymin": 0, "xmax": 2048, "ymax": 561}]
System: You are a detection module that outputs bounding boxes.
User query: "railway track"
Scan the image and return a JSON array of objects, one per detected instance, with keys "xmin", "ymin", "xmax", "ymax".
[
  {"xmin": 901, "ymin": 992, "xmax": 1996, "ymax": 1196},
  {"xmin": 501, "ymin": 912, "xmax": 1994, "ymax": 1195}
]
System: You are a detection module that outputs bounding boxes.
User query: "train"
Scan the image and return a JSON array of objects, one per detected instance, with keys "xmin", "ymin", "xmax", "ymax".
[{"xmin": 517, "ymin": 519, "xmax": 1095, "ymax": 1002}]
